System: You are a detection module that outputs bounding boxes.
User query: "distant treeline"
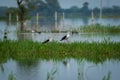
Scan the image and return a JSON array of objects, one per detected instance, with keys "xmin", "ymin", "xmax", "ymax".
[{"xmin": 0, "ymin": 1, "xmax": 120, "ymax": 18}]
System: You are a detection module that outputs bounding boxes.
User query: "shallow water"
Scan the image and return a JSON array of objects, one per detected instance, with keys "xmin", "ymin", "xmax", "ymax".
[
  {"xmin": 0, "ymin": 18, "xmax": 120, "ymax": 42},
  {"xmin": 1, "ymin": 32, "xmax": 120, "ymax": 43},
  {"xmin": 0, "ymin": 59, "xmax": 120, "ymax": 80}
]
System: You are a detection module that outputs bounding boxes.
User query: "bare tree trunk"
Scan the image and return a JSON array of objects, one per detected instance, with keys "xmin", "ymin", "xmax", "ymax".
[
  {"xmin": 17, "ymin": 0, "xmax": 25, "ymax": 32},
  {"xmin": 19, "ymin": 11, "xmax": 25, "ymax": 31}
]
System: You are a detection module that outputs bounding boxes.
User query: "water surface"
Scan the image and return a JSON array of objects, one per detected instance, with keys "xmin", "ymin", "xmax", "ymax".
[
  {"xmin": 0, "ymin": 18, "xmax": 120, "ymax": 42},
  {"xmin": 0, "ymin": 59, "xmax": 120, "ymax": 80}
]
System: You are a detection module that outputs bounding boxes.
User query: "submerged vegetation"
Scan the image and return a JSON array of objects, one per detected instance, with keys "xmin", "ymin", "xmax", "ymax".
[{"xmin": 0, "ymin": 40, "xmax": 120, "ymax": 63}]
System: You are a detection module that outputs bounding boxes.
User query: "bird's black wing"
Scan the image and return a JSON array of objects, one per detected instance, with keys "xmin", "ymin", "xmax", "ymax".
[
  {"xmin": 60, "ymin": 35, "xmax": 67, "ymax": 41},
  {"xmin": 37, "ymin": 31, "xmax": 41, "ymax": 34},
  {"xmin": 42, "ymin": 39, "xmax": 49, "ymax": 44}
]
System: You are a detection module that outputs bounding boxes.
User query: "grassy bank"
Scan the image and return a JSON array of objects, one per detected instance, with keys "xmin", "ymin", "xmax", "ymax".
[
  {"xmin": 22, "ymin": 24, "xmax": 120, "ymax": 34},
  {"xmin": 30, "ymin": 24, "xmax": 120, "ymax": 33},
  {"xmin": 0, "ymin": 40, "xmax": 120, "ymax": 63},
  {"xmin": 79, "ymin": 24, "xmax": 120, "ymax": 33}
]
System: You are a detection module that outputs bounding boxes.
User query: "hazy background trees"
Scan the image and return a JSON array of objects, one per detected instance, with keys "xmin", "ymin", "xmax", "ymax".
[
  {"xmin": 0, "ymin": 0, "xmax": 120, "ymax": 29},
  {"xmin": 0, "ymin": 1, "xmax": 120, "ymax": 18}
]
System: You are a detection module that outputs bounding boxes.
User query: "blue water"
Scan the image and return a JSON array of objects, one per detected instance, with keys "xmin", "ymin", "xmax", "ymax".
[{"xmin": 0, "ymin": 59, "xmax": 120, "ymax": 80}]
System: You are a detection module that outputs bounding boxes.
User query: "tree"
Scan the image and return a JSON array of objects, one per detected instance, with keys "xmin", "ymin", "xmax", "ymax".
[
  {"xmin": 16, "ymin": 0, "xmax": 38, "ymax": 31},
  {"xmin": 81, "ymin": 2, "xmax": 90, "ymax": 17},
  {"xmin": 112, "ymin": 5, "xmax": 120, "ymax": 16},
  {"xmin": 17, "ymin": 0, "xmax": 25, "ymax": 31},
  {"xmin": 46, "ymin": 0, "xmax": 61, "ymax": 10},
  {"xmin": 70, "ymin": 6, "xmax": 80, "ymax": 11},
  {"xmin": 29, "ymin": 0, "xmax": 61, "ymax": 16},
  {"xmin": 16, "ymin": 0, "xmax": 61, "ymax": 31},
  {"xmin": 46, "ymin": 0, "xmax": 61, "ymax": 16},
  {"xmin": 83, "ymin": 2, "xmax": 89, "ymax": 9},
  {"xmin": 93, "ymin": 7, "xmax": 100, "ymax": 16}
]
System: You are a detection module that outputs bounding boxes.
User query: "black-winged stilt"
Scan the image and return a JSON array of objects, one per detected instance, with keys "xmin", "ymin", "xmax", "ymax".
[
  {"xmin": 42, "ymin": 37, "xmax": 53, "ymax": 44},
  {"xmin": 60, "ymin": 32, "xmax": 70, "ymax": 41},
  {"xmin": 4, "ymin": 32, "xmax": 7, "ymax": 39},
  {"xmin": 31, "ymin": 30, "xmax": 41, "ymax": 34},
  {"xmin": 31, "ymin": 30, "xmax": 35, "ymax": 33}
]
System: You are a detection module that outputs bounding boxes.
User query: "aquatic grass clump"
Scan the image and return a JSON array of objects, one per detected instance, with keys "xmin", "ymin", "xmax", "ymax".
[
  {"xmin": 8, "ymin": 72, "xmax": 16, "ymax": 80},
  {"xmin": 0, "ymin": 40, "xmax": 120, "ymax": 63}
]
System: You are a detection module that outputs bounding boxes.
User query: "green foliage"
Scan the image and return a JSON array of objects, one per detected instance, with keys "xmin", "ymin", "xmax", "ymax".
[{"xmin": 0, "ymin": 40, "xmax": 120, "ymax": 64}]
